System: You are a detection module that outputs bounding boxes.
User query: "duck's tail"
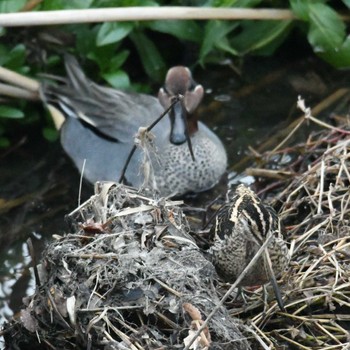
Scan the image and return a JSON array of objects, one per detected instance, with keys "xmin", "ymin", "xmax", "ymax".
[{"xmin": 62, "ymin": 54, "xmax": 92, "ymax": 96}]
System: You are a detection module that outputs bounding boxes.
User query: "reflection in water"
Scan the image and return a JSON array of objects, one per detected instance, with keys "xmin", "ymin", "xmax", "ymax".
[{"xmin": 0, "ymin": 242, "xmax": 35, "ymax": 343}]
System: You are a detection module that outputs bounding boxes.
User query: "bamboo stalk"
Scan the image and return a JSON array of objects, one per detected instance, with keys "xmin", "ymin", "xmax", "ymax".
[
  {"xmin": 0, "ymin": 66, "xmax": 39, "ymax": 91},
  {"xmin": 0, "ymin": 82, "xmax": 38, "ymax": 100},
  {"xmin": 0, "ymin": 7, "xmax": 296, "ymax": 27}
]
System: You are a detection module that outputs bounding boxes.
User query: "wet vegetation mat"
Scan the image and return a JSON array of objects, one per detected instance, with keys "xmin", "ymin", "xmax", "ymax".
[{"xmin": 3, "ymin": 95, "xmax": 350, "ymax": 349}]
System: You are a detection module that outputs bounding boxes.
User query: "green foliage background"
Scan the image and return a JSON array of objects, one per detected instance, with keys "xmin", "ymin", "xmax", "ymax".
[{"xmin": 0, "ymin": 0, "xmax": 349, "ymax": 147}]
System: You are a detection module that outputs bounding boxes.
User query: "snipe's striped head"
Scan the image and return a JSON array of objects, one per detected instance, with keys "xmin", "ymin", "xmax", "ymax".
[{"xmin": 214, "ymin": 185, "xmax": 282, "ymax": 246}]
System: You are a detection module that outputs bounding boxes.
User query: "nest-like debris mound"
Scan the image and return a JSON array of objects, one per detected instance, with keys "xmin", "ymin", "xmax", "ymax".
[
  {"xmin": 234, "ymin": 113, "xmax": 350, "ymax": 348},
  {"xmin": 4, "ymin": 183, "xmax": 249, "ymax": 350}
]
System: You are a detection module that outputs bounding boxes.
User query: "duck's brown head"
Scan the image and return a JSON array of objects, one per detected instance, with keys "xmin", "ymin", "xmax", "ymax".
[{"xmin": 158, "ymin": 66, "xmax": 204, "ymax": 145}]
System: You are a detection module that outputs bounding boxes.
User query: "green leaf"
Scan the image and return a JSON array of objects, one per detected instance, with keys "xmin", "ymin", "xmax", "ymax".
[
  {"xmin": 40, "ymin": 0, "xmax": 93, "ymax": 10},
  {"xmin": 290, "ymin": 0, "xmax": 310, "ymax": 21},
  {"xmin": 109, "ymin": 50, "xmax": 129, "ymax": 69},
  {"xmin": 0, "ymin": 44, "xmax": 9, "ymax": 65},
  {"xmin": 42, "ymin": 127, "xmax": 59, "ymax": 142},
  {"xmin": 74, "ymin": 24, "xmax": 102, "ymax": 57},
  {"xmin": 88, "ymin": 46, "xmax": 129, "ymax": 73},
  {"xmin": 92, "ymin": 0, "xmax": 158, "ymax": 6},
  {"xmin": 46, "ymin": 54, "xmax": 61, "ymax": 67},
  {"xmin": 96, "ymin": 22, "xmax": 133, "ymax": 46},
  {"xmin": 235, "ymin": 0, "xmax": 262, "ymax": 6},
  {"xmin": 0, "ymin": 106, "xmax": 24, "ymax": 119},
  {"xmin": 102, "ymin": 70, "xmax": 130, "ymax": 89},
  {"xmin": 87, "ymin": 45, "xmax": 117, "ymax": 70},
  {"xmin": 216, "ymin": 37, "xmax": 238, "ymax": 56},
  {"xmin": 130, "ymin": 31, "xmax": 166, "ymax": 82},
  {"xmin": 75, "ymin": 25, "xmax": 128, "ymax": 72},
  {"xmin": 308, "ymin": 3, "xmax": 345, "ymax": 52},
  {"xmin": 342, "ymin": 0, "xmax": 350, "ymax": 8},
  {"xmin": 0, "ymin": 137, "xmax": 10, "ymax": 148},
  {"xmin": 230, "ymin": 20, "xmax": 292, "ymax": 55},
  {"xmin": 199, "ymin": 20, "xmax": 239, "ymax": 64},
  {"xmin": 147, "ymin": 20, "xmax": 202, "ymax": 42},
  {"xmin": 205, "ymin": 0, "xmax": 262, "ymax": 6},
  {"xmin": 290, "ymin": 0, "xmax": 346, "ymax": 52},
  {"xmin": 318, "ymin": 36, "xmax": 350, "ymax": 68},
  {"xmin": 4, "ymin": 44, "xmax": 26, "ymax": 70},
  {"xmin": 130, "ymin": 82, "xmax": 152, "ymax": 94},
  {"xmin": 0, "ymin": 0, "xmax": 26, "ymax": 13},
  {"xmin": 0, "ymin": 44, "xmax": 27, "ymax": 70},
  {"xmin": 87, "ymin": 45, "xmax": 124, "ymax": 71}
]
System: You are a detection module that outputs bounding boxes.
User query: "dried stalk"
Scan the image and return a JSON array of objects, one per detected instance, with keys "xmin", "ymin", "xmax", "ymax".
[{"xmin": 0, "ymin": 7, "xmax": 296, "ymax": 27}]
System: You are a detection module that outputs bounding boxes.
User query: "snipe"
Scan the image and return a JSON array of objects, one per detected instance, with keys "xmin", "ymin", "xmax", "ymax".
[{"xmin": 209, "ymin": 184, "xmax": 290, "ymax": 310}]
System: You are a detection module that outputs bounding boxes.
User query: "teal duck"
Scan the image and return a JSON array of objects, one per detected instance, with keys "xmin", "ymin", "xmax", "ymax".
[
  {"xmin": 43, "ymin": 56, "xmax": 227, "ymax": 197},
  {"xmin": 209, "ymin": 184, "xmax": 290, "ymax": 309}
]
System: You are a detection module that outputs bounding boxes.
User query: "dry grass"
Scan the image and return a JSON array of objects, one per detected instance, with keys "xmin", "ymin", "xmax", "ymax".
[{"xmin": 230, "ymin": 98, "xmax": 350, "ymax": 349}]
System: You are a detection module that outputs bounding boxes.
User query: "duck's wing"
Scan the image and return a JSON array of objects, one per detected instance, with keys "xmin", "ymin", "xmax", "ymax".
[{"xmin": 43, "ymin": 54, "xmax": 165, "ymax": 143}]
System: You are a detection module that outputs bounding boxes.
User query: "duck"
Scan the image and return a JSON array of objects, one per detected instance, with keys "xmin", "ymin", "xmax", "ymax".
[
  {"xmin": 40, "ymin": 55, "xmax": 227, "ymax": 197},
  {"xmin": 209, "ymin": 184, "xmax": 290, "ymax": 310}
]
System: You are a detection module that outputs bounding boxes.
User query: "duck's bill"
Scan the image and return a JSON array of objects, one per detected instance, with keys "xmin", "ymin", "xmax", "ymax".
[
  {"xmin": 170, "ymin": 101, "xmax": 187, "ymax": 145},
  {"xmin": 170, "ymin": 100, "xmax": 195, "ymax": 161}
]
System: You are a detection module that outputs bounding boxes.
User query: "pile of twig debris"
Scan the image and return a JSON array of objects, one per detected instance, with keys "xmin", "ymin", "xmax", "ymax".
[{"xmin": 3, "ymin": 183, "xmax": 249, "ymax": 350}]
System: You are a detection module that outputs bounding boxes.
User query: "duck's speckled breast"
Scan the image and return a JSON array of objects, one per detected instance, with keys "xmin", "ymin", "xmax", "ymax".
[{"xmin": 154, "ymin": 123, "xmax": 227, "ymax": 196}]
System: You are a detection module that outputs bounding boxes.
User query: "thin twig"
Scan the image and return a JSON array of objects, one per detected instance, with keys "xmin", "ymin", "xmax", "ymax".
[
  {"xmin": 78, "ymin": 159, "xmax": 86, "ymax": 207},
  {"xmin": 318, "ymin": 160, "xmax": 325, "ymax": 214},
  {"xmin": 152, "ymin": 277, "xmax": 183, "ymax": 297}
]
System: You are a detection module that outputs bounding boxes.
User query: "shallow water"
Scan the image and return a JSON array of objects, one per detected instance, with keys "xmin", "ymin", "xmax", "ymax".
[{"xmin": 0, "ymin": 52, "xmax": 349, "ymax": 342}]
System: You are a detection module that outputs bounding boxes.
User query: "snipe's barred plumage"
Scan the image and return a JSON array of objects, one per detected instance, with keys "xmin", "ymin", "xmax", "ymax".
[{"xmin": 209, "ymin": 185, "xmax": 289, "ymax": 307}]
